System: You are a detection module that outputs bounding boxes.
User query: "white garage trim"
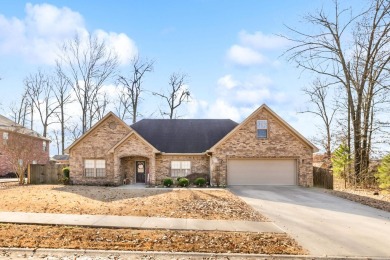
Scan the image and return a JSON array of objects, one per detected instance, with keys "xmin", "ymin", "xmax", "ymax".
[{"xmin": 227, "ymin": 159, "xmax": 297, "ymax": 185}]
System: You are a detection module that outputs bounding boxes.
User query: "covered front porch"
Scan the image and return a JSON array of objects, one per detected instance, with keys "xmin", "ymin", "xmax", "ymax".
[{"xmin": 119, "ymin": 156, "xmax": 150, "ymax": 185}]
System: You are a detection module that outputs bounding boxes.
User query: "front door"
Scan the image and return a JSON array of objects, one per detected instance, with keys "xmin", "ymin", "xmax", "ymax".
[{"xmin": 136, "ymin": 161, "xmax": 146, "ymax": 183}]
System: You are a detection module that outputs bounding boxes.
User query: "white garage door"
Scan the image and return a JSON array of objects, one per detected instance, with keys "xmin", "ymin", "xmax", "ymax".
[{"xmin": 227, "ymin": 159, "xmax": 296, "ymax": 185}]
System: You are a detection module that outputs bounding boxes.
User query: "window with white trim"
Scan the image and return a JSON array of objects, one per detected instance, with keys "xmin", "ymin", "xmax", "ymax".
[
  {"xmin": 171, "ymin": 161, "xmax": 191, "ymax": 177},
  {"xmin": 43, "ymin": 141, "xmax": 47, "ymax": 152},
  {"xmin": 256, "ymin": 120, "xmax": 268, "ymax": 138},
  {"xmin": 85, "ymin": 159, "xmax": 106, "ymax": 178}
]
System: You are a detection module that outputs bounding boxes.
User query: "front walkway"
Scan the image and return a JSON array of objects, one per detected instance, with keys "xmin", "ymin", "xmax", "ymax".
[{"xmin": 0, "ymin": 211, "xmax": 282, "ymax": 233}]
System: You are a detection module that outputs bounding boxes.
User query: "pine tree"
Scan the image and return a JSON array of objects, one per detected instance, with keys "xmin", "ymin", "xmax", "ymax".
[{"xmin": 332, "ymin": 143, "xmax": 352, "ymax": 180}]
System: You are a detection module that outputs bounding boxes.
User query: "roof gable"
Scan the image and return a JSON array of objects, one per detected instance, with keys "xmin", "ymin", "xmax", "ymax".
[
  {"xmin": 131, "ymin": 119, "xmax": 238, "ymax": 153},
  {"xmin": 64, "ymin": 112, "xmax": 131, "ymax": 153},
  {"xmin": 210, "ymin": 104, "xmax": 318, "ymax": 152},
  {"xmin": 108, "ymin": 130, "xmax": 159, "ymax": 153}
]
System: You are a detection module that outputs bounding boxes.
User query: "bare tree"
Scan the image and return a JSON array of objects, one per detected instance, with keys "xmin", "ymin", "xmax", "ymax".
[
  {"xmin": 58, "ymin": 33, "xmax": 118, "ymax": 134},
  {"xmin": 301, "ymin": 79, "xmax": 338, "ymax": 169},
  {"xmin": 66, "ymin": 122, "xmax": 82, "ymax": 142},
  {"xmin": 115, "ymin": 88, "xmax": 132, "ymax": 121},
  {"xmin": 25, "ymin": 70, "xmax": 60, "ymax": 138},
  {"xmin": 153, "ymin": 72, "xmax": 190, "ymax": 119},
  {"xmin": 9, "ymin": 89, "xmax": 31, "ymax": 127},
  {"xmin": 53, "ymin": 62, "xmax": 73, "ymax": 155},
  {"xmin": 285, "ymin": 0, "xmax": 390, "ymax": 183},
  {"xmin": 92, "ymin": 91, "xmax": 110, "ymax": 122},
  {"xmin": 117, "ymin": 57, "xmax": 154, "ymax": 123},
  {"xmin": 51, "ymin": 129, "xmax": 61, "ymax": 155}
]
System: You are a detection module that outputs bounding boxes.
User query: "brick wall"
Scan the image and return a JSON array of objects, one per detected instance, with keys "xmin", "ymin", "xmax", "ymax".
[
  {"xmin": 0, "ymin": 129, "xmax": 49, "ymax": 176},
  {"xmin": 69, "ymin": 115, "xmax": 130, "ymax": 185},
  {"xmin": 212, "ymin": 108, "xmax": 314, "ymax": 187},
  {"xmin": 113, "ymin": 134, "xmax": 155, "ymax": 185},
  {"xmin": 155, "ymin": 154, "xmax": 210, "ymax": 184}
]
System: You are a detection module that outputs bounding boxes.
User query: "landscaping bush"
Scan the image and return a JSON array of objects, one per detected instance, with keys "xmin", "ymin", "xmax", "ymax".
[
  {"xmin": 194, "ymin": 177, "xmax": 206, "ymax": 187},
  {"xmin": 178, "ymin": 177, "xmax": 189, "ymax": 187},
  {"xmin": 185, "ymin": 172, "xmax": 210, "ymax": 184},
  {"xmin": 62, "ymin": 167, "xmax": 70, "ymax": 179},
  {"xmin": 163, "ymin": 178, "xmax": 173, "ymax": 187},
  {"xmin": 61, "ymin": 167, "xmax": 70, "ymax": 185},
  {"xmin": 176, "ymin": 177, "xmax": 183, "ymax": 182}
]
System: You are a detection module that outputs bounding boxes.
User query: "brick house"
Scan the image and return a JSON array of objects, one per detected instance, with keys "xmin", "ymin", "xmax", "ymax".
[
  {"xmin": 65, "ymin": 104, "xmax": 318, "ymax": 186},
  {"xmin": 0, "ymin": 115, "xmax": 50, "ymax": 176}
]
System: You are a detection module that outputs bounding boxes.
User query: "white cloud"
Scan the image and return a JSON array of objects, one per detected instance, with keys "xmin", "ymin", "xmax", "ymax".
[
  {"xmin": 95, "ymin": 30, "xmax": 137, "ymax": 65},
  {"xmin": 217, "ymin": 74, "xmax": 240, "ymax": 89},
  {"xmin": 206, "ymin": 99, "xmax": 241, "ymax": 121},
  {"xmin": 227, "ymin": 45, "xmax": 265, "ymax": 66},
  {"xmin": 238, "ymin": 30, "xmax": 290, "ymax": 50},
  {"xmin": 0, "ymin": 3, "xmax": 137, "ymax": 65},
  {"xmin": 226, "ymin": 30, "xmax": 289, "ymax": 67},
  {"xmin": 186, "ymin": 73, "xmax": 287, "ymax": 122}
]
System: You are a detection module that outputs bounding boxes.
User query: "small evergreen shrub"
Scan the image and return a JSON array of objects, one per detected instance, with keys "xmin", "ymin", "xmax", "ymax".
[
  {"xmin": 176, "ymin": 177, "xmax": 183, "ymax": 182},
  {"xmin": 178, "ymin": 177, "xmax": 189, "ymax": 187},
  {"xmin": 194, "ymin": 177, "xmax": 206, "ymax": 187},
  {"xmin": 62, "ymin": 167, "xmax": 70, "ymax": 179},
  {"xmin": 163, "ymin": 178, "xmax": 173, "ymax": 187},
  {"xmin": 61, "ymin": 167, "xmax": 70, "ymax": 185}
]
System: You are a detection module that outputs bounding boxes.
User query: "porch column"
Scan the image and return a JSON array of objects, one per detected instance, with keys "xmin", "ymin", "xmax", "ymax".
[
  {"xmin": 148, "ymin": 154, "xmax": 156, "ymax": 185},
  {"xmin": 113, "ymin": 155, "xmax": 121, "ymax": 184}
]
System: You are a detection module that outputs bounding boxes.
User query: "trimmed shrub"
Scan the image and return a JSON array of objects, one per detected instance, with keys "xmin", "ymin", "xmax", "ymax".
[
  {"xmin": 176, "ymin": 177, "xmax": 183, "ymax": 182},
  {"xmin": 185, "ymin": 172, "xmax": 210, "ymax": 184},
  {"xmin": 61, "ymin": 167, "xmax": 70, "ymax": 185},
  {"xmin": 163, "ymin": 178, "xmax": 173, "ymax": 187},
  {"xmin": 178, "ymin": 177, "xmax": 189, "ymax": 187},
  {"xmin": 194, "ymin": 177, "xmax": 206, "ymax": 187},
  {"xmin": 62, "ymin": 167, "xmax": 70, "ymax": 179}
]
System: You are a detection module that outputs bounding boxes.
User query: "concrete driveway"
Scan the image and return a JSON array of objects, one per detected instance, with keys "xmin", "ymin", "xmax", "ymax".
[{"xmin": 230, "ymin": 186, "xmax": 390, "ymax": 257}]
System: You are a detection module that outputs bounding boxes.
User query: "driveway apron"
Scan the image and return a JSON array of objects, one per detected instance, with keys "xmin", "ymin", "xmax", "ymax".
[{"xmin": 230, "ymin": 186, "xmax": 390, "ymax": 257}]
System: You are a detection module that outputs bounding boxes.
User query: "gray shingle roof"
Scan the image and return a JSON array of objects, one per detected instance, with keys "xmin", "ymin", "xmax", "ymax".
[
  {"xmin": 131, "ymin": 119, "xmax": 238, "ymax": 153},
  {"xmin": 0, "ymin": 114, "xmax": 50, "ymax": 141},
  {"xmin": 51, "ymin": 155, "xmax": 70, "ymax": 161}
]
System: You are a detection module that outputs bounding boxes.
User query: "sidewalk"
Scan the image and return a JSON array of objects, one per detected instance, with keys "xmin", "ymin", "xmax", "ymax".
[{"xmin": 0, "ymin": 211, "xmax": 283, "ymax": 233}]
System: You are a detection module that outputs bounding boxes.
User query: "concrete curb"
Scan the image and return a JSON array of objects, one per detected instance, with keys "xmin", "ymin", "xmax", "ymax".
[
  {"xmin": 0, "ymin": 248, "xmax": 388, "ymax": 260},
  {"xmin": 0, "ymin": 211, "xmax": 282, "ymax": 233}
]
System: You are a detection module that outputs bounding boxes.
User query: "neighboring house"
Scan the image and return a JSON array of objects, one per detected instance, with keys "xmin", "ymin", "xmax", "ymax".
[
  {"xmin": 0, "ymin": 114, "xmax": 50, "ymax": 176},
  {"xmin": 65, "ymin": 104, "xmax": 318, "ymax": 186},
  {"xmin": 313, "ymin": 153, "xmax": 328, "ymax": 169},
  {"xmin": 50, "ymin": 155, "xmax": 70, "ymax": 165}
]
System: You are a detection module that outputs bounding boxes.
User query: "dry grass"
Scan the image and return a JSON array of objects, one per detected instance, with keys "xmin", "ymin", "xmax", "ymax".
[
  {"xmin": 0, "ymin": 224, "xmax": 306, "ymax": 255},
  {"xmin": 0, "ymin": 185, "xmax": 266, "ymax": 221}
]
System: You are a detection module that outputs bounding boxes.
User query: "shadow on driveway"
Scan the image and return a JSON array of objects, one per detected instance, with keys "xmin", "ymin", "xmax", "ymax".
[
  {"xmin": 230, "ymin": 185, "xmax": 390, "ymax": 220},
  {"xmin": 230, "ymin": 185, "xmax": 390, "ymax": 257}
]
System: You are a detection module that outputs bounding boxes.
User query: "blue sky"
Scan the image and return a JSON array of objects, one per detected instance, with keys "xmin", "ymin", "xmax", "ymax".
[{"xmin": 0, "ymin": 0, "xmax": 369, "ymax": 152}]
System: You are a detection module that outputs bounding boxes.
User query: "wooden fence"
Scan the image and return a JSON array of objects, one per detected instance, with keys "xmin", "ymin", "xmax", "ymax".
[
  {"xmin": 28, "ymin": 163, "xmax": 66, "ymax": 184},
  {"xmin": 313, "ymin": 166, "xmax": 333, "ymax": 189}
]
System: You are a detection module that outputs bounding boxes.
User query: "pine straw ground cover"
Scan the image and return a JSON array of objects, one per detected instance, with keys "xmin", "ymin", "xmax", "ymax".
[
  {"xmin": 0, "ymin": 185, "xmax": 265, "ymax": 221},
  {"xmin": 0, "ymin": 224, "xmax": 306, "ymax": 255}
]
